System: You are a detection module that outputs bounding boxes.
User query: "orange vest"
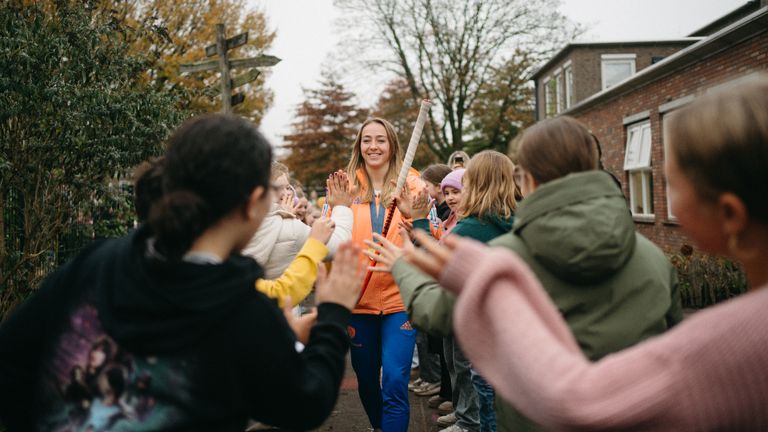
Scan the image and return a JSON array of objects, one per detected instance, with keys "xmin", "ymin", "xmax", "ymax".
[{"xmin": 349, "ymin": 168, "xmax": 424, "ymax": 315}]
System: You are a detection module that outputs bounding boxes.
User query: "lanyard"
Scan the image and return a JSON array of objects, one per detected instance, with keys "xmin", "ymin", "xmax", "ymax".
[{"xmin": 370, "ymin": 199, "xmax": 386, "ymax": 235}]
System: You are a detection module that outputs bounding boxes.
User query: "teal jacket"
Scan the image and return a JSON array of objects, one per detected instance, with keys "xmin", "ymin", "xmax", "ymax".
[
  {"xmin": 393, "ymin": 214, "xmax": 513, "ymax": 336},
  {"xmin": 491, "ymin": 171, "xmax": 682, "ymax": 432}
]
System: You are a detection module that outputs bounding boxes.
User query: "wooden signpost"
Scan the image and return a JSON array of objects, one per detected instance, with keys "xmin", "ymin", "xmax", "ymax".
[{"xmin": 179, "ymin": 23, "xmax": 281, "ymax": 113}]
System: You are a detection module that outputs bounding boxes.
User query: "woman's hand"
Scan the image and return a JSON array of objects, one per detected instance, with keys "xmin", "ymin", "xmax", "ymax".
[
  {"xmin": 410, "ymin": 188, "xmax": 431, "ymax": 220},
  {"xmin": 363, "ymin": 230, "xmax": 414, "ymax": 272},
  {"xmin": 327, "ymin": 170, "xmax": 354, "ymax": 207},
  {"xmin": 315, "ymin": 242, "xmax": 365, "ymax": 310},
  {"xmin": 392, "ymin": 182, "xmax": 412, "ymax": 219},
  {"xmin": 404, "ymin": 230, "xmax": 459, "ymax": 280},
  {"xmin": 309, "ymin": 217, "xmax": 336, "ymax": 244},
  {"xmin": 398, "ymin": 220, "xmax": 413, "ymax": 236}
]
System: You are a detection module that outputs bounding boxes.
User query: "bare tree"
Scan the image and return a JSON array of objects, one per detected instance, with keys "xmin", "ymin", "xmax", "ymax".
[{"xmin": 335, "ymin": 0, "xmax": 580, "ymax": 159}]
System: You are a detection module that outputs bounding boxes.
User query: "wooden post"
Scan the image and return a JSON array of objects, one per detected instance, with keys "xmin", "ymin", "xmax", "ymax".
[
  {"xmin": 179, "ymin": 25, "xmax": 280, "ymax": 111},
  {"xmin": 216, "ymin": 24, "xmax": 232, "ymax": 114}
]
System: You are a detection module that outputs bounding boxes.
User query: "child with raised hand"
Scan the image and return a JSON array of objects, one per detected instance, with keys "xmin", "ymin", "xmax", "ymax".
[
  {"xmin": 406, "ymin": 76, "xmax": 768, "ymax": 431},
  {"xmin": 243, "ymin": 164, "xmax": 353, "ymax": 281},
  {"xmin": 254, "ymin": 172, "xmax": 353, "ymax": 309},
  {"xmin": 0, "ymin": 114, "xmax": 365, "ymax": 431}
]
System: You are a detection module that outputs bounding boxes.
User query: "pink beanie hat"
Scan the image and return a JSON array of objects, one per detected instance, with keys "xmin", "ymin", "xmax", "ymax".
[{"xmin": 440, "ymin": 168, "xmax": 465, "ymax": 193}]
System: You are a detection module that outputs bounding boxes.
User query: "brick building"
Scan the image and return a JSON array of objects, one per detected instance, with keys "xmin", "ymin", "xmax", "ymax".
[{"xmin": 530, "ymin": 1, "xmax": 768, "ymax": 252}]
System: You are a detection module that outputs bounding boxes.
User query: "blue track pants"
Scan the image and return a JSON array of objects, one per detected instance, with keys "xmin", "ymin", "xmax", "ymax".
[{"xmin": 349, "ymin": 312, "xmax": 416, "ymax": 432}]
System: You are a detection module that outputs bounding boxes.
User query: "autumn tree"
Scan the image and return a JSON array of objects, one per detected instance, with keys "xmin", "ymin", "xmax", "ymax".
[
  {"xmin": 110, "ymin": 0, "xmax": 276, "ymax": 124},
  {"xmin": 283, "ymin": 75, "xmax": 369, "ymax": 191},
  {"xmin": 465, "ymin": 53, "xmax": 536, "ymax": 155},
  {"xmin": 335, "ymin": 0, "xmax": 580, "ymax": 158},
  {"xmin": 372, "ymin": 78, "xmax": 439, "ymax": 168}
]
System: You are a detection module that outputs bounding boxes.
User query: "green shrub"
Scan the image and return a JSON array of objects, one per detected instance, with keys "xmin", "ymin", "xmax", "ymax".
[
  {"xmin": 669, "ymin": 245, "xmax": 748, "ymax": 309},
  {"xmin": 0, "ymin": 2, "xmax": 186, "ymax": 319}
]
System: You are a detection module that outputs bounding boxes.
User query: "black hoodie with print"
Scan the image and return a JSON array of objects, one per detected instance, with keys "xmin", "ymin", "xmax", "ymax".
[{"xmin": 0, "ymin": 227, "xmax": 350, "ymax": 431}]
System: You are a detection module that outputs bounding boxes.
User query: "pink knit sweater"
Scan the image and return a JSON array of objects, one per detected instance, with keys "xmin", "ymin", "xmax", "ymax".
[{"xmin": 440, "ymin": 238, "xmax": 768, "ymax": 431}]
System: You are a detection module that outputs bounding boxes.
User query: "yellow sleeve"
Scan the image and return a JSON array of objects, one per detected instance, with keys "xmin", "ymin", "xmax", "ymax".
[{"xmin": 255, "ymin": 237, "xmax": 329, "ymax": 307}]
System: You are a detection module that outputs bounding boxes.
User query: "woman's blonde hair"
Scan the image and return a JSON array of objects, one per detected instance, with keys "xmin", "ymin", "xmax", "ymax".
[
  {"xmin": 666, "ymin": 74, "xmax": 768, "ymax": 223},
  {"xmin": 458, "ymin": 150, "xmax": 517, "ymax": 220},
  {"xmin": 346, "ymin": 118, "xmax": 404, "ymax": 205}
]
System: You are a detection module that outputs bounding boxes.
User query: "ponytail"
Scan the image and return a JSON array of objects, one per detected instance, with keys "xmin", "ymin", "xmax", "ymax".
[
  {"xmin": 142, "ymin": 113, "xmax": 272, "ymax": 260},
  {"xmin": 148, "ymin": 191, "xmax": 211, "ymax": 260}
]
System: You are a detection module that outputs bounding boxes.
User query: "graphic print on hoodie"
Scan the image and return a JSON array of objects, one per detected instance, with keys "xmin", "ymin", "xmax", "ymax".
[
  {"xmin": 25, "ymin": 228, "xmax": 269, "ymax": 431},
  {"xmin": 1, "ymin": 227, "xmax": 352, "ymax": 432},
  {"xmin": 39, "ymin": 301, "xmax": 191, "ymax": 431}
]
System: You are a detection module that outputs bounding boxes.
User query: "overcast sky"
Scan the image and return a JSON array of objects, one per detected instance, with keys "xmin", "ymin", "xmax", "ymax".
[{"xmin": 252, "ymin": 0, "xmax": 748, "ymax": 148}]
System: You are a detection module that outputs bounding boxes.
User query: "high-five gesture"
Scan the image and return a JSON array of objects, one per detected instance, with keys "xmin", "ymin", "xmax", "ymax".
[
  {"xmin": 363, "ymin": 229, "xmax": 415, "ymax": 273},
  {"xmin": 410, "ymin": 188, "xmax": 431, "ymax": 220},
  {"xmin": 326, "ymin": 170, "xmax": 354, "ymax": 207},
  {"xmin": 391, "ymin": 181, "xmax": 412, "ymax": 219},
  {"xmin": 315, "ymin": 242, "xmax": 365, "ymax": 310},
  {"xmin": 404, "ymin": 230, "xmax": 460, "ymax": 281}
]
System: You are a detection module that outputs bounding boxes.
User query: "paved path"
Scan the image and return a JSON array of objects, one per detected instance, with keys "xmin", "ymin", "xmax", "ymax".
[{"xmin": 311, "ymin": 355, "xmax": 441, "ymax": 432}]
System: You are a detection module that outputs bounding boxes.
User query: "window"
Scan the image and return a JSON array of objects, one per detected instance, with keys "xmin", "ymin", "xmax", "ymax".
[
  {"xmin": 544, "ymin": 77, "xmax": 557, "ymax": 118},
  {"xmin": 662, "ymin": 115, "xmax": 676, "ymax": 221},
  {"xmin": 554, "ymin": 71, "xmax": 563, "ymax": 114},
  {"xmin": 601, "ymin": 54, "xmax": 636, "ymax": 90},
  {"xmin": 564, "ymin": 64, "xmax": 574, "ymax": 109},
  {"xmin": 624, "ymin": 121, "xmax": 654, "ymax": 218}
]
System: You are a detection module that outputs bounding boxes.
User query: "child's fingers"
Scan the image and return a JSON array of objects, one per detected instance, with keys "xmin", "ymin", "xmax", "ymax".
[{"xmin": 412, "ymin": 230, "xmax": 452, "ymax": 263}]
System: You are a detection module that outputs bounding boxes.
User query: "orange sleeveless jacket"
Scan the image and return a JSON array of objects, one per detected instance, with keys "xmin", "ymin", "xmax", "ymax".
[{"xmin": 349, "ymin": 168, "xmax": 424, "ymax": 315}]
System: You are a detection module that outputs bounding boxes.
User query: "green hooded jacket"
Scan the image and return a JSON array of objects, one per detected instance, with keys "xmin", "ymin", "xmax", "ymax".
[{"xmin": 490, "ymin": 171, "xmax": 682, "ymax": 432}]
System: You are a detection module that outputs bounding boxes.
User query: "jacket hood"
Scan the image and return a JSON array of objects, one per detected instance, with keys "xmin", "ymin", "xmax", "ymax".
[
  {"xmin": 475, "ymin": 214, "xmax": 515, "ymax": 233},
  {"xmin": 97, "ymin": 228, "xmax": 264, "ymax": 354},
  {"xmin": 513, "ymin": 171, "xmax": 636, "ymax": 285},
  {"xmin": 242, "ymin": 203, "xmax": 293, "ymax": 267}
]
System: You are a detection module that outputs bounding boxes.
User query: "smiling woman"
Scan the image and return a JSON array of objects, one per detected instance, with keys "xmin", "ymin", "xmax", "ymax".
[
  {"xmin": 342, "ymin": 118, "xmax": 424, "ymax": 432},
  {"xmin": 347, "ymin": 118, "xmax": 405, "ymax": 206}
]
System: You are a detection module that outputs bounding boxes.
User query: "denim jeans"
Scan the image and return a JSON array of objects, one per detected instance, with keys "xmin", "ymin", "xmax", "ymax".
[
  {"xmin": 444, "ymin": 336, "xmax": 480, "ymax": 431},
  {"xmin": 470, "ymin": 368, "xmax": 496, "ymax": 432},
  {"xmin": 415, "ymin": 330, "xmax": 441, "ymax": 383}
]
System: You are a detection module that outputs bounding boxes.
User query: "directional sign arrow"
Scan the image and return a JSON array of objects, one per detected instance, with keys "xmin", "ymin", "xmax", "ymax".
[
  {"xmin": 204, "ymin": 69, "xmax": 261, "ymax": 97},
  {"xmin": 229, "ymin": 55, "xmax": 281, "ymax": 69},
  {"xmin": 205, "ymin": 32, "xmax": 248, "ymax": 57},
  {"xmin": 179, "ymin": 59, "xmax": 219, "ymax": 74}
]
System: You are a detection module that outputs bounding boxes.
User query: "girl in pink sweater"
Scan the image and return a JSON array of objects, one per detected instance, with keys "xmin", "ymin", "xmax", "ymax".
[{"xmin": 405, "ymin": 75, "xmax": 768, "ymax": 430}]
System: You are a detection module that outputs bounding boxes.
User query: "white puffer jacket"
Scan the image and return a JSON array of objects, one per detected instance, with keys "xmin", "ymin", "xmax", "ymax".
[{"xmin": 242, "ymin": 204, "xmax": 353, "ymax": 280}]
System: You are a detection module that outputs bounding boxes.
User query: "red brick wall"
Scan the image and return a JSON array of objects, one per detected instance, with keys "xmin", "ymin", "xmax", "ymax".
[
  {"xmin": 535, "ymin": 43, "xmax": 694, "ymax": 120},
  {"xmin": 571, "ymin": 33, "xmax": 768, "ymax": 253}
]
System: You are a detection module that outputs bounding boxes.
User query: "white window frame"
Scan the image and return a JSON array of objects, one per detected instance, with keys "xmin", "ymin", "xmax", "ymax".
[
  {"xmin": 624, "ymin": 120, "xmax": 654, "ymax": 219},
  {"xmin": 554, "ymin": 69, "xmax": 563, "ymax": 114},
  {"xmin": 543, "ymin": 76, "xmax": 551, "ymax": 118},
  {"xmin": 601, "ymin": 54, "xmax": 637, "ymax": 90},
  {"xmin": 564, "ymin": 62, "xmax": 574, "ymax": 109},
  {"xmin": 661, "ymin": 114, "xmax": 677, "ymax": 222}
]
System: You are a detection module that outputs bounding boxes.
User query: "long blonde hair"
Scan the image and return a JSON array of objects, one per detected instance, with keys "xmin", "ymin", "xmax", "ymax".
[
  {"xmin": 458, "ymin": 150, "xmax": 517, "ymax": 220},
  {"xmin": 346, "ymin": 118, "xmax": 404, "ymax": 206}
]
